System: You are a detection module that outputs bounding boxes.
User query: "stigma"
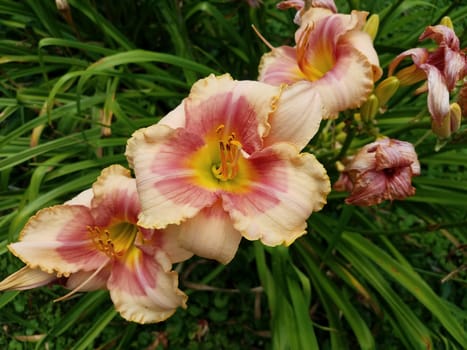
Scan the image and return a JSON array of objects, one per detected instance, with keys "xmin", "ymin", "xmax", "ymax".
[{"xmin": 212, "ymin": 125, "xmax": 243, "ymax": 181}]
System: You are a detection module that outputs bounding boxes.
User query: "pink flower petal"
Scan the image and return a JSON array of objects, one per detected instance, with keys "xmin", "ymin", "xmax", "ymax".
[
  {"xmin": 386, "ymin": 167, "xmax": 417, "ymax": 200},
  {"xmin": 341, "ymin": 30, "xmax": 382, "ymax": 81},
  {"xmin": 312, "ymin": 44, "xmax": 374, "ymax": 116},
  {"xmin": 258, "ymin": 46, "xmax": 306, "ymax": 85},
  {"xmin": 388, "ymin": 48, "xmax": 429, "ymax": 77},
  {"xmin": 223, "ymin": 143, "xmax": 330, "ymax": 246},
  {"xmin": 177, "ymin": 201, "xmax": 242, "ymax": 264},
  {"xmin": 374, "ymin": 139, "xmax": 419, "ymax": 171},
  {"xmin": 127, "ymin": 124, "xmax": 218, "ymax": 229},
  {"xmin": 9, "ymin": 205, "xmax": 107, "ymax": 276},
  {"xmin": 333, "ymin": 172, "xmax": 353, "ymax": 192},
  {"xmin": 108, "ymin": 250, "xmax": 187, "ymax": 324},
  {"xmin": 425, "ymin": 65, "xmax": 450, "ymax": 125},
  {"xmin": 91, "ymin": 165, "xmax": 140, "ymax": 227},
  {"xmin": 297, "ymin": 9, "xmax": 367, "ymax": 43},
  {"xmin": 183, "ymin": 75, "xmax": 278, "ymax": 155},
  {"xmin": 345, "ymin": 171, "xmax": 387, "ymax": 206}
]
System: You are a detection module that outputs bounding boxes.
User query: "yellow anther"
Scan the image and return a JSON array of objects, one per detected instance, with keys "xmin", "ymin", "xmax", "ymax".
[{"xmin": 212, "ymin": 126, "xmax": 243, "ymax": 181}]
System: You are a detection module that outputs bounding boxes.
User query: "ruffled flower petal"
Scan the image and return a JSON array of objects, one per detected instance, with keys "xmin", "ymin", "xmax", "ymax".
[
  {"xmin": 108, "ymin": 250, "xmax": 187, "ymax": 324},
  {"xmin": 311, "ymin": 44, "xmax": 374, "ymax": 116},
  {"xmin": 385, "ymin": 167, "xmax": 417, "ymax": 200},
  {"xmin": 341, "ymin": 30, "xmax": 382, "ymax": 81},
  {"xmin": 336, "ymin": 138, "xmax": 420, "ymax": 206},
  {"xmin": 258, "ymin": 46, "xmax": 306, "ymax": 85},
  {"xmin": 183, "ymin": 74, "xmax": 278, "ymax": 154},
  {"xmin": 374, "ymin": 138, "xmax": 420, "ymax": 172},
  {"xmin": 222, "ymin": 143, "xmax": 330, "ymax": 246},
  {"xmin": 91, "ymin": 165, "xmax": 141, "ymax": 226},
  {"xmin": 126, "ymin": 124, "xmax": 218, "ymax": 229},
  {"xmin": 264, "ymin": 82, "xmax": 324, "ymax": 150},
  {"xmin": 177, "ymin": 201, "xmax": 242, "ymax": 264},
  {"xmin": 297, "ymin": 9, "xmax": 366, "ymax": 43},
  {"xmin": 388, "ymin": 48, "xmax": 429, "ymax": 78},
  {"xmin": 9, "ymin": 205, "xmax": 107, "ymax": 276},
  {"xmin": 345, "ymin": 171, "xmax": 388, "ymax": 206},
  {"xmin": 0, "ymin": 266, "xmax": 56, "ymax": 291}
]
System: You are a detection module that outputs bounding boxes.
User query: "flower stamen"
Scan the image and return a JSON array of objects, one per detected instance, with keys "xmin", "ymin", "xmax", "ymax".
[{"xmin": 212, "ymin": 125, "xmax": 243, "ymax": 181}]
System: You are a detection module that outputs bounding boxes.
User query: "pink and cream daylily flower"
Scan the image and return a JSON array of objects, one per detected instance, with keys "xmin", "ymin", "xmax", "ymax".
[
  {"xmin": 0, "ymin": 165, "xmax": 192, "ymax": 324},
  {"xmin": 334, "ymin": 138, "xmax": 420, "ymax": 206},
  {"xmin": 258, "ymin": 6, "xmax": 382, "ymax": 118},
  {"xmin": 388, "ymin": 25, "xmax": 467, "ymax": 136},
  {"xmin": 126, "ymin": 74, "xmax": 330, "ymax": 264}
]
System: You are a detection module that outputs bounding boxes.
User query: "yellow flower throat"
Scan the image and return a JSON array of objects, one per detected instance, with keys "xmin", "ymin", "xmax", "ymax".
[{"xmin": 88, "ymin": 222, "xmax": 138, "ymax": 259}]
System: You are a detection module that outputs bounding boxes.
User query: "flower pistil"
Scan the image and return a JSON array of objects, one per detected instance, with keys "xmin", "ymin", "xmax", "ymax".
[{"xmin": 212, "ymin": 124, "xmax": 243, "ymax": 181}]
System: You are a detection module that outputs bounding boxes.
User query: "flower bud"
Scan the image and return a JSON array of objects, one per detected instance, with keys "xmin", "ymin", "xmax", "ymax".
[
  {"xmin": 431, "ymin": 103, "xmax": 461, "ymax": 138},
  {"xmin": 363, "ymin": 14, "xmax": 379, "ymax": 41},
  {"xmin": 395, "ymin": 65, "xmax": 426, "ymax": 86},
  {"xmin": 440, "ymin": 16, "xmax": 454, "ymax": 30},
  {"xmin": 360, "ymin": 94, "xmax": 379, "ymax": 123},
  {"xmin": 374, "ymin": 76, "xmax": 400, "ymax": 110}
]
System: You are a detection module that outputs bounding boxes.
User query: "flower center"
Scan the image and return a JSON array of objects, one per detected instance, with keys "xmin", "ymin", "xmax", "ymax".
[
  {"xmin": 211, "ymin": 124, "xmax": 243, "ymax": 181},
  {"xmin": 297, "ymin": 25, "xmax": 335, "ymax": 81},
  {"xmin": 88, "ymin": 222, "xmax": 138, "ymax": 260}
]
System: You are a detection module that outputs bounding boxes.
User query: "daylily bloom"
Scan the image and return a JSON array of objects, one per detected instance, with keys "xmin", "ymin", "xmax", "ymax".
[
  {"xmin": 388, "ymin": 25, "xmax": 467, "ymax": 137},
  {"xmin": 126, "ymin": 74, "xmax": 330, "ymax": 264},
  {"xmin": 258, "ymin": 6, "xmax": 382, "ymax": 118},
  {"xmin": 0, "ymin": 165, "xmax": 192, "ymax": 324},
  {"xmin": 334, "ymin": 138, "xmax": 420, "ymax": 206}
]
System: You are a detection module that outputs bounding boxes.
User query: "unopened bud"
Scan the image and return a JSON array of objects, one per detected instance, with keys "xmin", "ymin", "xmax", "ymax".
[
  {"xmin": 432, "ymin": 103, "xmax": 461, "ymax": 138},
  {"xmin": 375, "ymin": 76, "xmax": 400, "ymax": 110},
  {"xmin": 395, "ymin": 65, "xmax": 426, "ymax": 86},
  {"xmin": 449, "ymin": 103, "xmax": 461, "ymax": 132},
  {"xmin": 360, "ymin": 94, "xmax": 379, "ymax": 123},
  {"xmin": 363, "ymin": 14, "xmax": 379, "ymax": 41},
  {"xmin": 440, "ymin": 16, "xmax": 454, "ymax": 30}
]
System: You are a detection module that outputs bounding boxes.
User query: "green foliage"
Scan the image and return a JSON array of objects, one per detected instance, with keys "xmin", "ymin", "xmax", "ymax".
[{"xmin": 1, "ymin": 0, "xmax": 466, "ymax": 349}]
